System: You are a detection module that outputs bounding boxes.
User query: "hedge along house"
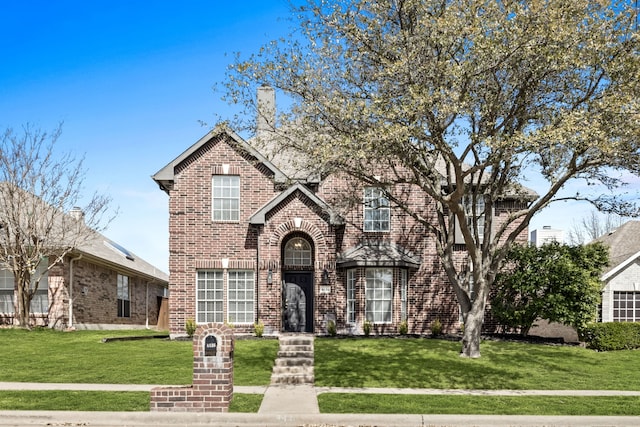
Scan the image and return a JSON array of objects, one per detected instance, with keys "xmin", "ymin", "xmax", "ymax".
[
  {"xmin": 0, "ymin": 205, "xmax": 169, "ymax": 330},
  {"xmin": 153, "ymin": 87, "xmax": 534, "ymax": 338}
]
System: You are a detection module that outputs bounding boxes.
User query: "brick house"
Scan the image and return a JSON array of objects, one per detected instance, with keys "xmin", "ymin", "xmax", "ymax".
[
  {"xmin": 0, "ymin": 217, "xmax": 169, "ymax": 330},
  {"xmin": 153, "ymin": 89, "xmax": 533, "ymax": 337}
]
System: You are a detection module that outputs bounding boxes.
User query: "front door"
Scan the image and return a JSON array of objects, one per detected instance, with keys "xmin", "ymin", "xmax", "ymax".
[{"xmin": 283, "ymin": 271, "xmax": 314, "ymax": 333}]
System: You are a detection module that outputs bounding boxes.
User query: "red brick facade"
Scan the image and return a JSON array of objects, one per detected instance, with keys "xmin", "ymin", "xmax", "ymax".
[
  {"xmin": 0, "ymin": 255, "xmax": 167, "ymax": 329},
  {"xmin": 150, "ymin": 323, "xmax": 234, "ymax": 412},
  {"xmin": 155, "ymin": 128, "xmax": 529, "ymax": 337}
]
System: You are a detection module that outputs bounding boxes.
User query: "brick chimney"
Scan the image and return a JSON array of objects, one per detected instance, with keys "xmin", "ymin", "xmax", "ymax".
[{"xmin": 256, "ymin": 85, "xmax": 275, "ymax": 138}]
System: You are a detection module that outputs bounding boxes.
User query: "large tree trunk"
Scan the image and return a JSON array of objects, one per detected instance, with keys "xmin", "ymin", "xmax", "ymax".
[
  {"xmin": 15, "ymin": 278, "xmax": 30, "ymax": 328},
  {"xmin": 460, "ymin": 297, "xmax": 487, "ymax": 358}
]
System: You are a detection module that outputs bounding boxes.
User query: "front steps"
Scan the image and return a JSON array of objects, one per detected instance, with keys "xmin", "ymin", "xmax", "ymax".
[{"xmin": 270, "ymin": 334, "xmax": 314, "ymax": 385}]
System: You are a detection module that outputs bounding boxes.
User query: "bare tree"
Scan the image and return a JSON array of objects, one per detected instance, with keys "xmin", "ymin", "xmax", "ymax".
[
  {"xmin": 567, "ymin": 210, "xmax": 626, "ymax": 245},
  {"xmin": 224, "ymin": 0, "xmax": 640, "ymax": 357},
  {"xmin": 0, "ymin": 125, "xmax": 112, "ymax": 327}
]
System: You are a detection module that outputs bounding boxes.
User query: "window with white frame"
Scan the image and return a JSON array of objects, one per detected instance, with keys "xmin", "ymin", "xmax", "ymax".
[
  {"xmin": 117, "ymin": 274, "xmax": 130, "ymax": 318},
  {"xmin": 365, "ymin": 268, "xmax": 393, "ymax": 323},
  {"xmin": 464, "ymin": 195, "xmax": 485, "ymax": 240},
  {"xmin": 196, "ymin": 270, "xmax": 224, "ymax": 323},
  {"xmin": 346, "ymin": 269, "xmax": 356, "ymax": 324},
  {"xmin": 212, "ymin": 175, "xmax": 240, "ymax": 221},
  {"xmin": 227, "ymin": 270, "xmax": 255, "ymax": 324},
  {"xmin": 284, "ymin": 237, "xmax": 313, "ymax": 266},
  {"xmin": 613, "ymin": 291, "xmax": 640, "ymax": 322},
  {"xmin": 363, "ymin": 187, "xmax": 390, "ymax": 232},
  {"xmin": 0, "ymin": 268, "xmax": 14, "ymax": 314},
  {"xmin": 29, "ymin": 258, "xmax": 49, "ymax": 314}
]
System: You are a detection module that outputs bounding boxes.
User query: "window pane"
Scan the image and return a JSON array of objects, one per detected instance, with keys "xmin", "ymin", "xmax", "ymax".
[
  {"xmin": 212, "ymin": 176, "xmax": 240, "ymax": 222},
  {"xmin": 365, "ymin": 268, "xmax": 393, "ymax": 323},
  {"xmin": 227, "ymin": 270, "xmax": 254, "ymax": 324},
  {"xmin": 197, "ymin": 270, "xmax": 224, "ymax": 324}
]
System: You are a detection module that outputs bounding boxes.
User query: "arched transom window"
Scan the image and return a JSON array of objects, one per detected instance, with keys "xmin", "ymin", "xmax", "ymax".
[{"xmin": 284, "ymin": 237, "xmax": 312, "ymax": 267}]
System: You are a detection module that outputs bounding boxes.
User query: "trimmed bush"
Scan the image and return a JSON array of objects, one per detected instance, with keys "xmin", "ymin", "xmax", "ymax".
[{"xmin": 580, "ymin": 322, "xmax": 640, "ymax": 351}]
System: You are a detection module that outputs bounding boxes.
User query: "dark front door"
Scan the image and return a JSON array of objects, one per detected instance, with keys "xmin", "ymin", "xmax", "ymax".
[{"xmin": 283, "ymin": 271, "xmax": 314, "ymax": 333}]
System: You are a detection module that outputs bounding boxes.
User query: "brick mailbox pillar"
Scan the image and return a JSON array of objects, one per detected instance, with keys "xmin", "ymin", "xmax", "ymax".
[{"xmin": 150, "ymin": 323, "xmax": 234, "ymax": 412}]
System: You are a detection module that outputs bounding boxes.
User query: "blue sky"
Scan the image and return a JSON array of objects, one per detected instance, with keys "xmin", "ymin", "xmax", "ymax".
[
  {"xmin": 0, "ymin": 1, "xmax": 292, "ymax": 272},
  {"xmin": 0, "ymin": 1, "xmax": 630, "ymax": 273}
]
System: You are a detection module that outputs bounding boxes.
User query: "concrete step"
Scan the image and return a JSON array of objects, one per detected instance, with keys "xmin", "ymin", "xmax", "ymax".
[
  {"xmin": 272, "ymin": 365, "xmax": 314, "ymax": 375},
  {"xmin": 270, "ymin": 334, "xmax": 315, "ymax": 385},
  {"xmin": 274, "ymin": 357, "xmax": 313, "ymax": 367},
  {"xmin": 270, "ymin": 373, "xmax": 315, "ymax": 385}
]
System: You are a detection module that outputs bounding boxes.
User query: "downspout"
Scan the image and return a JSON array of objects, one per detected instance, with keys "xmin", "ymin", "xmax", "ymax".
[
  {"xmin": 255, "ymin": 229, "xmax": 260, "ymax": 323},
  {"xmin": 68, "ymin": 254, "xmax": 82, "ymax": 329}
]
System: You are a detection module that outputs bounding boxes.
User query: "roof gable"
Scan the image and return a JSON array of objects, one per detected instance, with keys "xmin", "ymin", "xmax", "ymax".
[
  {"xmin": 152, "ymin": 125, "xmax": 288, "ymax": 193},
  {"xmin": 594, "ymin": 221, "xmax": 640, "ymax": 279},
  {"xmin": 249, "ymin": 183, "xmax": 343, "ymax": 226}
]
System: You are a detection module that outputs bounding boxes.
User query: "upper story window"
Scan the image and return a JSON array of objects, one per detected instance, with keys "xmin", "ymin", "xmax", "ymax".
[
  {"xmin": 284, "ymin": 237, "xmax": 312, "ymax": 267},
  {"xmin": 212, "ymin": 175, "xmax": 240, "ymax": 222},
  {"xmin": 455, "ymin": 195, "xmax": 488, "ymax": 244},
  {"xmin": 363, "ymin": 187, "xmax": 390, "ymax": 232}
]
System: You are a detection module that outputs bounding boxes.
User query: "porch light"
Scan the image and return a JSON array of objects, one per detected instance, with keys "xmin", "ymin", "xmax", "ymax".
[
  {"xmin": 267, "ymin": 268, "xmax": 273, "ymax": 285},
  {"xmin": 321, "ymin": 269, "xmax": 330, "ymax": 286}
]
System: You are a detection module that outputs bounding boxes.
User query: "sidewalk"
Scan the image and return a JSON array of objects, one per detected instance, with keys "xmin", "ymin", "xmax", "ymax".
[{"xmin": 1, "ymin": 382, "xmax": 640, "ymax": 426}]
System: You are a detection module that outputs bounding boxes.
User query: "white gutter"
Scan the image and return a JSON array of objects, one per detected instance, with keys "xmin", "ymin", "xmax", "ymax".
[{"xmin": 68, "ymin": 254, "xmax": 83, "ymax": 329}]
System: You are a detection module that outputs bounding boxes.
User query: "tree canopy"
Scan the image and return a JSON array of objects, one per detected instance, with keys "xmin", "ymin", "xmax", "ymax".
[
  {"xmin": 492, "ymin": 241, "xmax": 608, "ymax": 336},
  {"xmin": 224, "ymin": 0, "xmax": 640, "ymax": 357},
  {"xmin": 0, "ymin": 125, "xmax": 113, "ymax": 327}
]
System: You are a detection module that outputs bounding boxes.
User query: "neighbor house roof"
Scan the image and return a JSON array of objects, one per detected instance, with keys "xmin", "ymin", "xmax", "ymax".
[
  {"xmin": 593, "ymin": 220, "xmax": 640, "ymax": 280},
  {"xmin": 74, "ymin": 231, "xmax": 168, "ymax": 284}
]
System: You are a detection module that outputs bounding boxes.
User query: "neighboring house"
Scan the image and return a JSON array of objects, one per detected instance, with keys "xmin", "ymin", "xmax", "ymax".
[
  {"xmin": 0, "ymin": 213, "xmax": 169, "ymax": 329},
  {"xmin": 530, "ymin": 226, "xmax": 564, "ymax": 247},
  {"xmin": 594, "ymin": 220, "xmax": 640, "ymax": 322},
  {"xmin": 153, "ymin": 89, "xmax": 533, "ymax": 337}
]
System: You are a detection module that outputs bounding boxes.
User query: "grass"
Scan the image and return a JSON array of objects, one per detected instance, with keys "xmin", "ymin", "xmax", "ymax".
[
  {"xmin": 3, "ymin": 330, "xmax": 640, "ymax": 414},
  {"xmin": 314, "ymin": 337, "xmax": 640, "ymax": 390},
  {"xmin": 0, "ymin": 328, "xmax": 278, "ymax": 386},
  {"xmin": 0, "ymin": 391, "xmax": 262, "ymax": 412},
  {"xmin": 318, "ymin": 394, "xmax": 640, "ymax": 415}
]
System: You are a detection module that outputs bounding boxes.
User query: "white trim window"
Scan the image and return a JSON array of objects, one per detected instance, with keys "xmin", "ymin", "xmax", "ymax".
[
  {"xmin": 365, "ymin": 268, "xmax": 393, "ymax": 323},
  {"xmin": 284, "ymin": 237, "xmax": 312, "ymax": 266},
  {"xmin": 0, "ymin": 269, "xmax": 14, "ymax": 314},
  {"xmin": 117, "ymin": 274, "xmax": 130, "ymax": 318},
  {"xmin": 227, "ymin": 270, "xmax": 255, "ymax": 324},
  {"xmin": 196, "ymin": 270, "xmax": 224, "ymax": 323},
  {"xmin": 363, "ymin": 187, "xmax": 390, "ymax": 232},
  {"xmin": 346, "ymin": 269, "xmax": 356, "ymax": 324},
  {"xmin": 29, "ymin": 259, "xmax": 49, "ymax": 314},
  {"xmin": 212, "ymin": 175, "xmax": 240, "ymax": 221},
  {"xmin": 613, "ymin": 291, "xmax": 640, "ymax": 322}
]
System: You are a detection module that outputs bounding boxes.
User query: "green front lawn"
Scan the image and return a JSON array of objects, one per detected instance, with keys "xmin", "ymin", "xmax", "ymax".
[
  {"xmin": 315, "ymin": 337, "xmax": 640, "ymax": 390},
  {"xmin": 2, "ymin": 329, "xmax": 640, "ymax": 414}
]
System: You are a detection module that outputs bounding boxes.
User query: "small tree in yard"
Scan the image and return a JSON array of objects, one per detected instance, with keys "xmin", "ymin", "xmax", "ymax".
[
  {"xmin": 492, "ymin": 242, "xmax": 608, "ymax": 336},
  {"xmin": 0, "ymin": 125, "xmax": 112, "ymax": 328},
  {"xmin": 224, "ymin": 0, "xmax": 640, "ymax": 357}
]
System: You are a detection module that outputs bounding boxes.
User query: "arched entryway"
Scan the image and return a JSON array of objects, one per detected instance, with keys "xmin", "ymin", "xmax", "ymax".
[{"xmin": 281, "ymin": 234, "xmax": 314, "ymax": 333}]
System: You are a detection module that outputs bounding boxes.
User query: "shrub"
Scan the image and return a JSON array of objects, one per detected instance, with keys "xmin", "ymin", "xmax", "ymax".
[
  {"xmin": 580, "ymin": 322, "xmax": 640, "ymax": 351},
  {"xmin": 398, "ymin": 320, "xmax": 408, "ymax": 335},
  {"xmin": 254, "ymin": 320, "xmax": 265, "ymax": 338},
  {"xmin": 430, "ymin": 318, "xmax": 443, "ymax": 336},
  {"xmin": 363, "ymin": 320, "xmax": 372, "ymax": 337},
  {"xmin": 327, "ymin": 320, "xmax": 337, "ymax": 336},
  {"xmin": 185, "ymin": 318, "xmax": 197, "ymax": 338}
]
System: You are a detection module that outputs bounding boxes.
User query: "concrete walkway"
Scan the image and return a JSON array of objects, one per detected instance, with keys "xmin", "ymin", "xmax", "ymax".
[{"xmin": 2, "ymin": 383, "xmax": 640, "ymax": 426}]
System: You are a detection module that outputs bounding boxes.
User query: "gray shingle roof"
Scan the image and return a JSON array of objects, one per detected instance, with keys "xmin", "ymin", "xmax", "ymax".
[{"xmin": 593, "ymin": 220, "xmax": 640, "ymax": 275}]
